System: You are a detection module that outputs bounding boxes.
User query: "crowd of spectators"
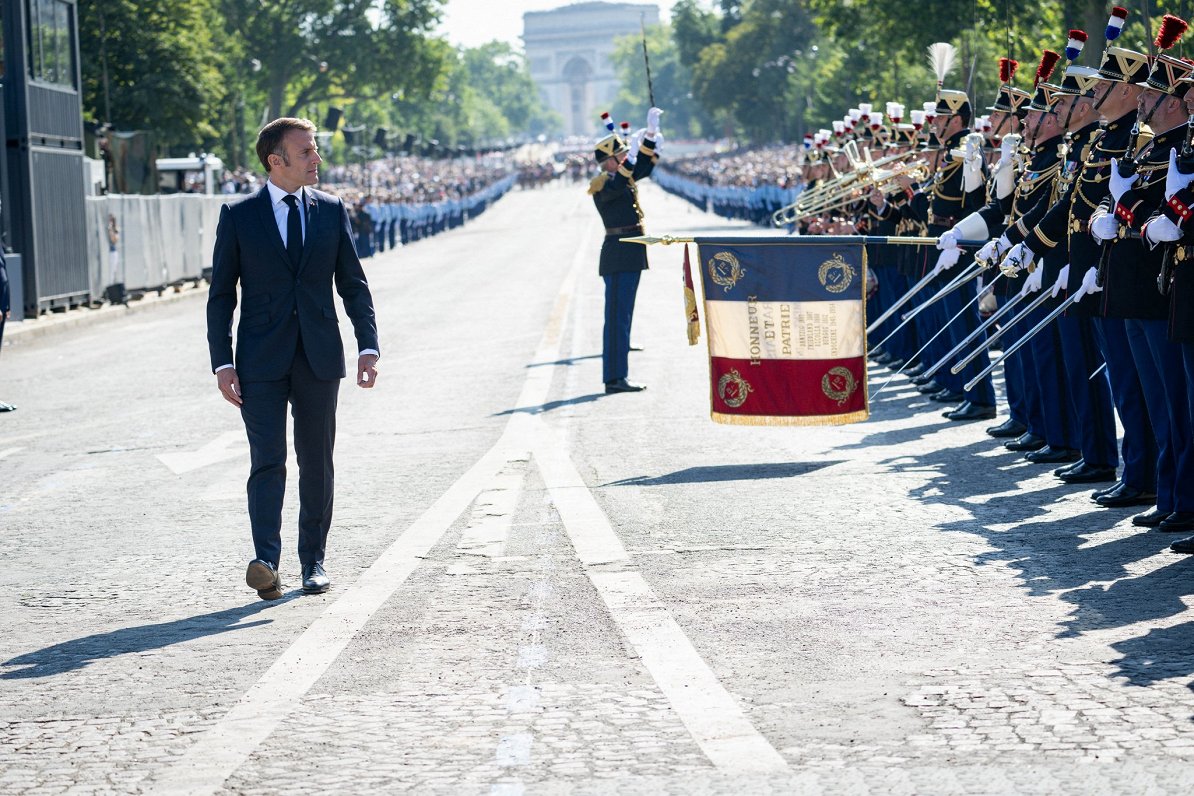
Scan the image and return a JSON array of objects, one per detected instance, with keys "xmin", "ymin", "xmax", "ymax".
[{"xmin": 655, "ymin": 144, "xmax": 805, "ymax": 226}]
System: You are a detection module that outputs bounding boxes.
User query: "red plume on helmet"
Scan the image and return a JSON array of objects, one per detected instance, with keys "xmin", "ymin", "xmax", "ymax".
[
  {"xmin": 999, "ymin": 57, "xmax": 1019, "ymax": 84},
  {"xmin": 1155, "ymin": 14, "xmax": 1189, "ymax": 51},
  {"xmin": 1034, "ymin": 50, "xmax": 1061, "ymax": 86}
]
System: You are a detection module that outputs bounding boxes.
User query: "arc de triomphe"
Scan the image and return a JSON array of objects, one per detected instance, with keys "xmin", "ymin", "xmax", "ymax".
[{"xmin": 523, "ymin": 2, "xmax": 661, "ymax": 138}]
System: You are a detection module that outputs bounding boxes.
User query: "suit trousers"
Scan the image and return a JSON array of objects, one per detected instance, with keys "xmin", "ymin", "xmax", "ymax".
[
  {"xmin": 603, "ymin": 271, "xmax": 641, "ymax": 384},
  {"xmin": 239, "ymin": 338, "xmax": 340, "ymax": 568},
  {"xmin": 1023, "ymin": 303, "xmax": 1079, "ymax": 450},
  {"xmin": 1057, "ymin": 314, "xmax": 1118, "ymax": 468}
]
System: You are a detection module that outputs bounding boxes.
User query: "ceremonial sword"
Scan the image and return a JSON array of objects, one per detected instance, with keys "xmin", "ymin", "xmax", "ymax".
[
  {"xmin": 919, "ymin": 285, "xmax": 1027, "ymax": 381},
  {"xmin": 870, "ymin": 261, "xmax": 986, "ymax": 351},
  {"xmin": 641, "ymin": 14, "xmax": 655, "ymax": 107},
  {"xmin": 964, "ymin": 289, "xmax": 1088, "ymax": 392},
  {"xmin": 949, "ymin": 287, "xmax": 1055, "ymax": 375}
]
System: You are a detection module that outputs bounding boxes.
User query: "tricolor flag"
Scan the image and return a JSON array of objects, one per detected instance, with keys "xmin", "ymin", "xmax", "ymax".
[{"xmin": 694, "ymin": 238, "xmax": 869, "ymax": 425}]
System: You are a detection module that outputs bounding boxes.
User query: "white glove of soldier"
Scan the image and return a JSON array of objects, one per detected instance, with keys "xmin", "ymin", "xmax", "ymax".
[
  {"xmin": 1165, "ymin": 148, "xmax": 1194, "ymax": 200},
  {"xmin": 1109, "ymin": 158, "xmax": 1138, "ymax": 204},
  {"xmin": 1090, "ymin": 210, "xmax": 1119, "ymax": 243},
  {"xmin": 1145, "ymin": 214, "xmax": 1182, "ymax": 246},
  {"xmin": 997, "ymin": 133, "xmax": 1020, "ymax": 167},
  {"xmin": 999, "ymin": 242, "xmax": 1034, "ymax": 275},
  {"xmin": 1050, "ymin": 264, "xmax": 1070, "ymax": 298},
  {"xmin": 975, "ymin": 235, "xmax": 1006, "ymax": 267},
  {"xmin": 626, "ymin": 130, "xmax": 643, "ymax": 165},
  {"xmin": 1020, "ymin": 264, "xmax": 1044, "ymax": 295},
  {"xmin": 937, "ymin": 229, "xmax": 959, "ymax": 250},
  {"xmin": 646, "ymin": 107, "xmax": 663, "ymax": 136},
  {"xmin": 1073, "ymin": 266, "xmax": 1103, "ymax": 303},
  {"xmin": 962, "ymin": 134, "xmax": 984, "ymax": 192},
  {"xmin": 934, "ymin": 247, "xmax": 962, "ymax": 272}
]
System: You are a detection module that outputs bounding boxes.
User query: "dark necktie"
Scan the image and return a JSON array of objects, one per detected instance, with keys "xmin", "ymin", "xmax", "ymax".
[{"xmin": 283, "ymin": 194, "xmax": 303, "ymax": 268}]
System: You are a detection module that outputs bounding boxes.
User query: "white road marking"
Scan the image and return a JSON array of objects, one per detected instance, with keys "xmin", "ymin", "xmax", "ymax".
[
  {"xmin": 456, "ymin": 465, "xmax": 525, "ymax": 557},
  {"xmin": 156, "ymin": 431, "xmax": 248, "ymax": 475},
  {"xmin": 530, "ymin": 416, "xmax": 790, "ymax": 773},
  {"xmin": 505, "ymin": 685, "xmax": 540, "ymax": 713},
  {"xmin": 0, "ymin": 447, "xmax": 25, "ymax": 461},
  {"xmin": 495, "ymin": 733, "xmax": 533, "ymax": 766}
]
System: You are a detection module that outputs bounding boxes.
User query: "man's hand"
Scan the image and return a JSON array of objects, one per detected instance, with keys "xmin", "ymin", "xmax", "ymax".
[
  {"xmin": 217, "ymin": 368, "xmax": 243, "ymax": 407},
  {"xmin": 646, "ymin": 107, "xmax": 663, "ymax": 135},
  {"xmin": 357, "ymin": 353, "xmax": 379, "ymax": 388},
  {"xmin": 1109, "ymin": 158, "xmax": 1138, "ymax": 204}
]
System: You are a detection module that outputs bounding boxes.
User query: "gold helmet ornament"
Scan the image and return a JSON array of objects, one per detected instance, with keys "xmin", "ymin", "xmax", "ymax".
[{"xmin": 594, "ymin": 111, "xmax": 629, "ymax": 163}]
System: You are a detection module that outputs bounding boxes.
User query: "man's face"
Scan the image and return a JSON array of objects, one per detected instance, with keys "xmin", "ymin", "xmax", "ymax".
[
  {"xmin": 270, "ymin": 129, "xmax": 322, "ymax": 187},
  {"xmin": 601, "ymin": 154, "xmax": 622, "ymax": 173}
]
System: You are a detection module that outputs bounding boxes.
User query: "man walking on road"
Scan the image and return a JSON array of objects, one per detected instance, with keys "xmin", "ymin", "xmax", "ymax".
[
  {"xmin": 589, "ymin": 107, "xmax": 662, "ymax": 393},
  {"xmin": 206, "ymin": 117, "xmax": 380, "ymax": 600}
]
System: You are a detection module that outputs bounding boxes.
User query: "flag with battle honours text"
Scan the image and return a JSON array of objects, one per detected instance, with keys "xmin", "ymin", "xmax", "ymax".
[{"xmin": 694, "ymin": 238, "xmax": 869, "ymax": 425}]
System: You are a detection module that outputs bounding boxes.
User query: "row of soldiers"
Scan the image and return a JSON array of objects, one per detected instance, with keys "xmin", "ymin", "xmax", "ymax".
[{"xmin": 800, "ymin": 7, "xmax": 1194, "ymax": 551}]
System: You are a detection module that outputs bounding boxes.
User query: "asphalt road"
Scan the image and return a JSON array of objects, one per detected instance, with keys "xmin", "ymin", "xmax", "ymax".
[{"xmin": 2, "ymin": 180, "xmax": 1194, "ymax": 795}]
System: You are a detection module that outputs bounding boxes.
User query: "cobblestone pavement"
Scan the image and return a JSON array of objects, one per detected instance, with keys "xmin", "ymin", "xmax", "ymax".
[{"xmin": 2, "ymin": 182, "xmax": 1194, "ymax": 794}]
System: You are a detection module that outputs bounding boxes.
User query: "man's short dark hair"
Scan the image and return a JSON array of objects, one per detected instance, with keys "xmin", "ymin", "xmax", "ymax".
[{"xmin": 256, "ymin": 117, "xmax": 318, "ymax": 172}]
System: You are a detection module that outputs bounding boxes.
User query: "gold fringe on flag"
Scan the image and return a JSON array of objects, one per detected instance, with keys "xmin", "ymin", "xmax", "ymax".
[{"xmin": 682, "ymin": 243, "xmax": 700, "ymax": 345}]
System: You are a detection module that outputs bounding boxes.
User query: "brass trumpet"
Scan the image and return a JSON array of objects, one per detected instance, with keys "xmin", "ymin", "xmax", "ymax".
[{"xmin": 772, "ymin": 148, "xmax": 930, "ymax": 227}]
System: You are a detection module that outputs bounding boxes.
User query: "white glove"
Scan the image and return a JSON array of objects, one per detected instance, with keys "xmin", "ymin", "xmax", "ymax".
[
  {"xmin": 1000, "ymin": 242, "xmax": 1034, "ymax": 275},
  {"xmin": 1145, "ymin": 214, "xmax": 1182, "ymax": 246},
  {"xmin": 937, "ymin": 229, "xmax": 959, "ymax": 250},
  {"xmin": 997, "ymin": 133, "xmax": 1020, "ymax": 167},
  {"xmin": 975, "ymin": 238, "xmax": 1001, "ymax": 265},
  {"xmin": 1165, "ymin": 148, "xmax": 1194, "ymax": 200},
  {"xmin": 648, "ymin": 130, "xmax": 663, "ymax": 152},
  {"xmin": 935, "ymin": 247, "xmax": 962, "ymax": 272},
  {"xmin": 1020, "ymin": 264, "xmax": 1044, "ymax": 295},
  {"xmin": 646, "ymin": 107, "xmax": 663, "ymax": 135},
  {"xmin": 1051, "ymin": 264, "xmax": 1070, "ymax": 298},
  {"xmin": 1073, "ymin": 266, "xmax": 1102, "ymax": 303},
  {"xmin": 626, "ymin": 130, "xmax": 643, "ymax": 165},
  {"xmin": 962, "ymin": 134, "xmax": 984, "ymax": 192},
  {"xmin": 1090, "ymin": 211, "xmax": 1119, "ymax": 243},
  {"xmin": 1109, "ymin": 158, "xmax": 1138, "ymax": 204}
]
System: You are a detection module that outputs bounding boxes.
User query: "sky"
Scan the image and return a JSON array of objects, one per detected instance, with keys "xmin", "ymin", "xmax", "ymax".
[{"xmin": 437, "ymin": 0, "xmax": 678, "ymax": 50}]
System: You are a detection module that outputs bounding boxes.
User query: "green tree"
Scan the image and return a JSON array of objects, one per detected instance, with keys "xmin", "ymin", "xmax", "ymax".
[
  {"xmin": 461, "ymin": 42, "xmax": 560, "ymax": 139},
  {"xmin": 78, "ymin": 0, "xmax": 227, "ymax": 153}
]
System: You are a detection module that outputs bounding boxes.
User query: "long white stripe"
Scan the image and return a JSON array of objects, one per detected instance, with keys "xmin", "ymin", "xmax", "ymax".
[
  {"xmin": 706, "ymin": 299, "xmax": 863, "ymax": 361},
  {"xmin": 530, "ymin": 417, "xmax": 788, "ymax": 772}
]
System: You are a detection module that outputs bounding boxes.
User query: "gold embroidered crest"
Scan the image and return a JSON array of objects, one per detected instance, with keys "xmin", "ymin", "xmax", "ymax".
[
  {"xmin": 708, "ymin": 252, "xmax": 746, "ymax": 292},
  {"xmin": 818, "ymin": 253, "xmax": 855, "ymax": 294},
  {"xmin": 717, "ymin": 369, "xmax": 753, "ymax": 408},
  {"xmin": 821, "ymin": 366, "xmax": 857, "ymax": 406}
]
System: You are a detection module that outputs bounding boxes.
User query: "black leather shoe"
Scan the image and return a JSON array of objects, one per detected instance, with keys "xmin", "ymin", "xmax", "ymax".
[
  {"xmin": 886, "ymin": 358, "xmax": 906, "ymax": 370},
  {"xmin": 902, "ymin": 363, "xmax": 925, "ymax": 377},
  {"xmin": 930, "ymin": 388, "xmax": 965, "ymax": 403},
  {"xmin": 246, "ymin": 559, "xmax": 284, "ymax": 601},
  {"xmin": 1132, "ymin": 508, "xmax": 1171, "ymax": 527},
  {"xmin": 0, "ymin": 402, "xmax": 15, "ymax": 412},
  {"xmin": 911, "ymin": 374, "xmax": 934, "ymax": 386},
  {"xmin": 604, "ymin": 378, "xmax": 646, "ymax": 394},
  {"xmin": 1095, "ymin": 484, "xmax": 1156, "ymax": 507},
  {"xmin": 1058, "ymin": 462, "xmax": 1118, "ymax": 484},
  {"xmin": 1092, "ymin": 480, "xmax": 1125, "ymax": 500},
  {"xmin": 945, "ymin": 402, "xmax": 997, "ymax": 421},
  {"xmin": 1005, "ymin": 432, "xmax": 1046, "ymax": 452},
  {"xmin": 986, "ymin": 418, "xmax": 1027, "ymax": 438},
  {"xmin": 1025, "ymin": 445, "xmax": 1081, "ymax": 464},
  {"xmin": 302, "ymin": 562, "xmax": 331, "ymax": 594},
  {"xmin": 1170, "ymin": 534, "xmax": 1194, "ymax": 554},
  {"xmin": 869, "ymin": 347, "xmax": 887, "ymax": 361},
  {"xmin": 629, "ymin": 343, "xmax": 645, "ymax": 352},
  {"xmin": 873, "ymin": 351, "xmax": 894, "ymax": 365},
  {"xmin": 1054, "ymin": 459, "xmax": 1085, "ymax": 477},
  {"xmin": 916, "ymin": 379, "xmax": 942, "ymax": 394},
  {"xmin": 1159, "ymin": 511, "xmax": 1194, "ymax": 533}
]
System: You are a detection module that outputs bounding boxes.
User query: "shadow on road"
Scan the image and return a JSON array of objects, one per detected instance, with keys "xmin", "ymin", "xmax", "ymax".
[
  {"xmin": 526, "ymin": 354, "xmax": 603, "ymax": 369},
  {"xmin": 493, "ymin": 392, "xmax": 607, "ymax": 416},
  {"xmin": 1, "ymin": 602, "xmax": 277, "ymax": 679},
  {"xmin": 604, "ymin": 460, "xmax": 844, "ymax": 487},
  {"xmin": 874, "ymin": 426, "xmax": 1194, "ymax": 696}
]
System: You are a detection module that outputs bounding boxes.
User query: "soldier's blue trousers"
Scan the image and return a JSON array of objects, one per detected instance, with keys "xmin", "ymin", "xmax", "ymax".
[
  {"xmin": 1058, "ymin": 314, "xmax": 1118, "ymax": 468},
  {"xmin": 1093, "ymin": 316, "xmax": 1156, "ymax": 492},
  {"xmin": 871, "ymin": 266, "xmax": 916, "ymax": 362},
  {"xmin": 939, "ymin": 282, "xmax": 995, "ymax": 406},
  {"xmin": 1125, "ymin": 319, "xmax": 1193, "ymax": 513},
  {"xmin": 603, "ymin": 271, "xmax": 641, "ymax": 384},
  {"xmin": 1021, "ymin": 301, "xmax": 1079, "ymax": 450},
  {"xmin": 997, "ymin": 292, "xmax": 1041, "ymax": 432}
]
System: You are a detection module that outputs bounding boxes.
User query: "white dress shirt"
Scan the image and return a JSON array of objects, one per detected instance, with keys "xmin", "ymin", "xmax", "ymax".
[{"xmin": 215, "ymin": 178, "xmax": 378, "ymax": 373}]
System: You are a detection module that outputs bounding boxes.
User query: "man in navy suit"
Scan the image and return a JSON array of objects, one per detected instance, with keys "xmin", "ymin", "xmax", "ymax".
[
  {"xmin": 0, "ymin": 246, "xmax": 12, "ymax": 414},
  {"xmin": 206, "ymin": 117, "xmax": 379, "ymax": 600}
]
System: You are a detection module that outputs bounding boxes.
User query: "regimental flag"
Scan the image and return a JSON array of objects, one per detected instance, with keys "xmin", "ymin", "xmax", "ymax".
[{"xmin": 694, "ymin": 238, "xmax": 869, "ymax": 425}]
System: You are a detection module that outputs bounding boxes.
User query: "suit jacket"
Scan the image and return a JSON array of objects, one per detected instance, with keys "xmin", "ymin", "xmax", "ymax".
[
  {"xmin": 0, "ymin": 247, "xmax": 8, "ymax": 315},
  {"xmin": 206, "ymin": 185, "xmax": 379, "ymax": 382}
]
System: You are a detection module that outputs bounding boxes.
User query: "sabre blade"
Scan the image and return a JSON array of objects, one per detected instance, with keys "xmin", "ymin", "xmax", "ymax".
[
  {"xmin": 921, "ymin": 279, "xmax": 1018, "ymax": 380},
  {"xmin": 950, "ymin": 288, "xmax": 1053, "ymax": 375},
  {"xmin": 964, "ymin": 290, "xmax": 1085, "ymax": 392}
]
